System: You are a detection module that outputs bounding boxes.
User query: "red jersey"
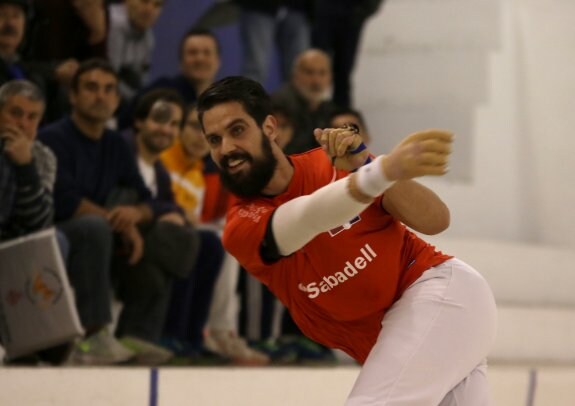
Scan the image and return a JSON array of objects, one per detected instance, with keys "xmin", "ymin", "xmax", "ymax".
[{"xmin": 223, "ymin": 148, "xmax": 451, "ymax": 363}]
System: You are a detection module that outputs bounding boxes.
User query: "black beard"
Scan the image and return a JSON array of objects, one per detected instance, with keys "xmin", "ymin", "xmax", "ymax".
[{"xmin": 219, "ymin": 135, "xmax": 277, "ymax": 198}]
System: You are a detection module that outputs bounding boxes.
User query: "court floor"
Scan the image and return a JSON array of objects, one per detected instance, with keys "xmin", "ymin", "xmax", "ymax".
[{"xmin": 0, "ymin": 363, "xmax": 574, "ymax": 405}]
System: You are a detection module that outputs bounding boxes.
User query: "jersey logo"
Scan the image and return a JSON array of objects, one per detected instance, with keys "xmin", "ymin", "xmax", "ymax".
[
  {"xmin": 237, "ymin": 204, "xmax": 269, "ymax": 223},
  {"xmin": 328, "ymin": 215, "xmax": 361, "ymax": 237},
  {"xmin": 298, "ymin": 243, "xmax": 377, "ymax": 299}
]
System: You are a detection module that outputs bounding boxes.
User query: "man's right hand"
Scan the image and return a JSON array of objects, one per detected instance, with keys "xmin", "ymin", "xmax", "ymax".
[
  {"xmin": 120, "ymin": 225, "xmax": 144, "ymax": 265},
  {"xmin": 1, "ymin": 125, "xmax": 33, "ymax": 165},
  {"xmin": 382, "ymin": 130, "xmax": 453, "ymax": 181},
  {"xmin": 108, "ymin": 205, "xmax": 143, "ymax": 232}
]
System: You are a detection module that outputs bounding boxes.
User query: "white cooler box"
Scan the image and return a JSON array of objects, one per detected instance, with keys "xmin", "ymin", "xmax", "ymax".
[{"xmin": 0, "ymin": 228, "xmax": 83, "ymax": 360}]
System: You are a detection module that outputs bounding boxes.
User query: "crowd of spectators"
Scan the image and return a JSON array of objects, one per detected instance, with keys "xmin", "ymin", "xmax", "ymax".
[{"xmin": 0, "ymin": 0, "xmax": 383, "ymax": 366}]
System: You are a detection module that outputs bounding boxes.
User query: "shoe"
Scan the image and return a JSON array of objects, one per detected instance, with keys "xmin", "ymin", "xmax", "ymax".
[
  {"xmin": 250, "ymin": 339, "xmax": 298, "ymax": 365},
  {"xmin": 205, "ymin": 330, "xmax": 270, "ymax": 366},
  {"xmin": 161, "ymin": 336, "xmax": 229, "ymax": 366},
  {"xmin": 71, "ymin": 329, "xmax": 135, "ymax": 365},
  {"xmin": 280, "ymin": 336, "xmax": 337, "ymax": 366},
  {"xmin": 187, "ymin": 347, "xmax": 231, "ymax": 366},
  {"xmin": 119, "ymin": 336, "xmax": 173, "ymax": 366}
]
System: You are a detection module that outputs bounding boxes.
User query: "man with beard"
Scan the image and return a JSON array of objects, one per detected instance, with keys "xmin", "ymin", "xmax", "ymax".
[
  {"xmin": 38, "ymin": 59, "xmax": 184, "ymax": 366},
  {"xmin": 197, "ymin": 76, "xmax": 497, "ymax": 405},
  {"xmin": 127, "ymin": 88, "xmax": 227, "ymax": 364},
  {"xmin": 271, "ymin": 48, "xmax": 338, "ymax": 155}
]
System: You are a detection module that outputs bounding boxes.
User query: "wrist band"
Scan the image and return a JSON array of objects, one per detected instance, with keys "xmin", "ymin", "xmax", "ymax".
[
  {"xmin": 351, "ymin": 154, "xmax": 373, "ymax": 172},
  {"xmin": 348, "ymin": 142, "xmax": 367, "ymax": 155},
  {"xmin": 355, "ymin": 155, "xmax": 394, "ymax": 197}
]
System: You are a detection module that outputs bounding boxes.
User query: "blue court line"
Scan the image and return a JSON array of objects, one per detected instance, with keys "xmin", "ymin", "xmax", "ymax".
[
  {"xmin": 526, "ymin": 368, "xmax": 537, "ymax": 406},
  {"xmin": 150, "ymin": 368, "xmax": 159, "ymax": 406}
]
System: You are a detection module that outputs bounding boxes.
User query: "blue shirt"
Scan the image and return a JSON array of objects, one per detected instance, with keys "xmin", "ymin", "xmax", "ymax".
[{"xmin": 38, "ymin": 116, "xmax": 169, "ymax": 222}]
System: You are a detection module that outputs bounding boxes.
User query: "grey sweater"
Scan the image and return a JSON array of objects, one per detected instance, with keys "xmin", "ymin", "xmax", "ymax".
[{"xmin": 0, "ymin": 141, "xmax": 56, "ymax": 241}]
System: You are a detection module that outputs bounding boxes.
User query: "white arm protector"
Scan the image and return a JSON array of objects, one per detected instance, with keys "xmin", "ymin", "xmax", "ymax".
[
  {"xmin": 272, "ymin": 156, "xmax": 393, "ymax": 256},
  {"xmin": 272, "ymin": 177, "xmax": 368, "ymax": 256}
]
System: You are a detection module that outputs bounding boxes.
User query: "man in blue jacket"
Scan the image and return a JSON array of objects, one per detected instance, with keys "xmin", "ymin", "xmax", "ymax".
[{"xmin": 39, "ymin": 59, "xmax": 198, "ymax": 366}]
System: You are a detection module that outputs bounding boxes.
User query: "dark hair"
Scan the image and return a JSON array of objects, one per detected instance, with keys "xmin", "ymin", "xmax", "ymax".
[
  {"xmin": 271, "ymin": 101, "xmax": 294, "ymax": 125},
  {"xmin": 70, "ymin": 58, "xmax": 118, "ymax": 92},
  {"xmin": 329, "ymin": 107, "xmax": 368, "ymax": 132},
  {"xmin": 197, "ymin": 76, "xmax": 272, "ymax": 130},
  {"xmin": 133, "ymin": 88, "xmax": 185, "ymax": 123},
  {"xmin": 178, "ymin": 28, "xmax": 220, "ymax": 60}
]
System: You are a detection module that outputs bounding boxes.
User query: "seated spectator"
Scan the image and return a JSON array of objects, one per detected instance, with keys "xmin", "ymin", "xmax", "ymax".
[
  {"xmin": 108, "ymin": 0, "xmax": 165, "ymax": 117},
  {"xmin": 329, "ymin": 106, "xmax": 372, "ymax": 145},
  {"xmin": 0, "ymin": 79, "xmax": 54, "ymax": 241},
  {"xmin": 0, "ymin": 0, "xmax": 75, "ymax": 123},
  {"xmin": 126, "ymin": 88, "xmax": 226, "ymax": 364},
  {"xmin": 0, "ymin": 79, "xmax": 73, "ymax": 364},
  {"xmin": 161, "ymin": 103, "xmax": 269, "ymax": 365},
  {"xmin": 119, "ymin": 28, "xmax": 220, "ymax": 129},
  {"xmin": 38, "ymin": 59, "xmax": 196, "ymax": 366},
  {"xmin": 272, "ymin": 48, "xmax": 338, "ymax": 154}
]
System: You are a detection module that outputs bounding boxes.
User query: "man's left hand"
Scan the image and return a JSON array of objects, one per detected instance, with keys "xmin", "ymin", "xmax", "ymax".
[{"xmin": 314, "ymin": 126, "xmax": 369, "ymax": 171}]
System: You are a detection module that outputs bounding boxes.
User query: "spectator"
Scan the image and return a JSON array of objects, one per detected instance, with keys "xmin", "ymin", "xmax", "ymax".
[
  {"xmin": 125, "ymin": 88, "xmax": 226, "ymax": 364},
  {"xmin": 0, "ymin": 79, "xmax": 73, "ymax": 364},
  {"xmin": 312, "ymin": 0, "xmax": 384, "ymax": 107},
  {"xmin": 329, "ymin": 107, "xmax": 371, "ymax": 145},
  {"xmin": 236, "ymin": 0, "xmax": 312, "ymax": 86},
  {"xmin": 108, "ymin": 0, "xmax": 165, "ymax": 103},
  {"xmin": 160, "ymin": 103, "xmax": 269, "ymax": 365},
  {"xmin": 119, "ymin": 28, "xmax": 220, "ymax": 129},
  {"xmin": 0, "ymin": 79, "xmax": 54, "ymax": 241},
  {"xmin": 272, "ymin": 48, "xmax": 338, "ymax": 155},
  {"xmin": 39, "ymin": 59, "xmax": 191, "ymax": 366},
  {"xmin": 0, "ymin": 0, "xmax": 75, "ymax": 123}
]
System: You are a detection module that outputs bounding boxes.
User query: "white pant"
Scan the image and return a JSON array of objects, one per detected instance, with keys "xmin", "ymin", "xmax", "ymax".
[{"xmin": 346, "ymin": 258, "xmax": 497, "ymax": 406}]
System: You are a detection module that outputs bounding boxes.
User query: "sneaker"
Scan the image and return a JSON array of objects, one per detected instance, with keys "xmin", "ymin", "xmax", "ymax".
[
  {"xmin": 161, "ymin": 336, "xmax": 230, "ymax": 366},
  {"xmin": 186, "ymin": 347, "xmax": 230, "ymax": 366},
  {"xmin": 71, "ymin": 329, "xmax": 135, "ymax": 365},
  {"xmin": 250, "ymin": 339, "xmax": 298, "ymax": 365},
  {"xmin": 205, "ymin": 330, "xmax": 270, "ymax": 366},
  {"xmin": 281, "ymin": 336, "xmax": 337, "ymax": 366},
  {"xmin": 119, "ymin": 336, "xmax": 173, "ymax": 366}
]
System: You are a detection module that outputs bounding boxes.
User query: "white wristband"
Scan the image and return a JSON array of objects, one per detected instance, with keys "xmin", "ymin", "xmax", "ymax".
[{"xmin": 355, "ymin": 155, "xmax": 394, "ymax": 197}]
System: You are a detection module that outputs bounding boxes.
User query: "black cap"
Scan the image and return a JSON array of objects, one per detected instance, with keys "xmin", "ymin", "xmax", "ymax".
[{"xmin": 0, "ymin": 0, "xmax": 30, "ymax": 15}]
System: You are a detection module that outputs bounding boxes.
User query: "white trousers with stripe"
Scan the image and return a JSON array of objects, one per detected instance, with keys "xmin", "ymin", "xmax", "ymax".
[{"xmin": 346, "ymin": 258, "xmax": 497, "ymax": 406}]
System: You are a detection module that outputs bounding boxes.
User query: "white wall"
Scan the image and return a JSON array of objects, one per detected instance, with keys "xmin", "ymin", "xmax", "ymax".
[{"xmin": 355, "ymin": 0, "xmax": 575, "ymax": 248}]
